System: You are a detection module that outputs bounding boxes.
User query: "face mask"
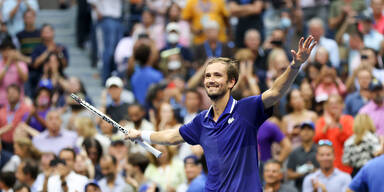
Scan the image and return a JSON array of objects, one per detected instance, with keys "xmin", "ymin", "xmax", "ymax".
[
  {"xmin": 167, "ymin": 33, "xmax": 179, "ymax": 44},
  {"xmin": 168, "ymin": 60, "xmax": 181, "ymax": 70},
  {"xmin": 38, "ymin": 96, "xmax": 50, "ymax": 106},
  {"xmin": 280, "ymin": 17, "xmax": 291, "ymax": 28}
]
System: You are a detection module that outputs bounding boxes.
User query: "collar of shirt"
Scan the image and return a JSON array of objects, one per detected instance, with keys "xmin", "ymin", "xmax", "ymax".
[
  {"xmin": 204, "ymin": 96, "xmax": 237, "ymax": 122},
  {"xmin": 315, "ymin": 168, "xmax": 341, "ymax": 179},
  {"xmin": 44, "ymin": 130, "xmax": 63, "ymax": 138},
  {"xmin": 7, "ymin": 102, "xmax": 20, "ymax": 113},
  {"xmin": 300, "ymin": 144, "xmax": 317, "ymax": 154}
]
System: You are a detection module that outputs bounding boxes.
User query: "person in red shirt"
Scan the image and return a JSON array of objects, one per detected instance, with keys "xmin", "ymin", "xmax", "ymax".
[
  {"xmin": 314, "ymin": 94, "xmax": 354, "ymax": 174},
  {"xmin": 371, "ymin": 0, "xmax": 384, "ymax": 34},
  {"xmin": 0, "ymin": 84, "xmax": 29, "ymax": 152}
]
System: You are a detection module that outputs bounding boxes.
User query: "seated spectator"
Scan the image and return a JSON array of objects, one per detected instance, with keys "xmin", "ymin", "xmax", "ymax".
[
  {"xmin": 357, "ymin": 10, "xmax": 384, "ymax": 51},
  {"xmin": 344, "ymin": 66, "xmax": 372, "ymax": 116},
  {"xmin": 193, "ymin": 20, "xmax": 232, "ymax": 66},
  {"xmin": 243, "ymin": 29, "xmax": 267, "ymax": 71},
  {"xmin": 282, "ymin": 89, "xmax": 318, "ymax": 148},
  {"xmin": 125, "ymin": 153, "xmax": 150, "ymax": 191},
  {"xmin": 0, "ymin": 84, "xmax": 29, "ymax": 152},
  {"xmin": 347, "ymin": 154, "xmax": 384, "ymax": 192},
  {"xmin": 263, "ymin": 160, "xmax": 297, "ymax": 192},
  {"xmin": 105, "ymin": 76, "xmax": 133, "ymax": 124},
  {"xmin": 1, "ymin": 0, "xmax": 39, "ymax": 36},
  {"xmin": 99, "ymin": 116, "xmax": 124, "ymax": 141},
  {"xmin": 15, "ymin": 160, "xmax": 39, "ymax": 191},
  {"xmin": 314, "ymin": 66, "xmax": 346, "ymax": 100},
  {"xmin": 144, "ymin": 145, "xmax": 186, "ymax": 191},
  {"xmin": 328, "ymin": 0, "xmax": 366, "ymax": 34},
  {"xmin": 100, "ymin": 76, "xmax": 135, "ymax": 110},
  {"xmin": 0, "ymin": 38, "xmax": 28, "ymax": 107},
  {"xmin": 159, "ymin": 49, "xmax": 188, "ymax": 80},
  {"xmin": 2, "ymin": 138, "xmax": 40, "ymax": 172},
  {"xmin": 99, "ymin": 155, "xmax": 134, "ymax": 192},
  {"xmin": 56, "ymin": 77, "xmax": 93, "ymax": 107},
  {"xmin": 263, "ymin": 28, "xmax": 292, "ymax": 62},
  {"xmin": 0, "ymin": 171, "xmax": 16, "ymax": 192},
  {"xmin": 16, "ymin": 9, "xmax": 41, "ymax": 57},
  {"xmin": 342, "ymin": 114, "xmax": 382, "ymax": 177},
  {"xmin": 38, "ymin": 54, "xmax": 66, "ymax": 95},
  {"xmin": 359, "ymin": 79, "xmax": 384, "ymax": 138},
  {"xmin": 153, "ymin": 102, "xmax": 181, "ymax": 131},
  {"xmin": 300, "ymin": 81, "xmax": 316, "ymax": 111},
  {"xmin": 314, "ymin": 94, "xmax": 354, "ymax": 174},
  {"xmin": 177, "ymin": 155, "xmax": 206, "ymax": 192},
  {"xmin": 32, "ymin": 152, "xmax": 55, "ymax": 191},
  {"xmin": 61, "ymin": 93, "xmax": 93, "ymax": 131},
  {"xmin": 303, "ymin": 141, "xmax": 352, "ymax": 192},
  {"xmin": 314, "ymin": 47, "xmax": 331, "ymax": 67},
  {"xmin": 32, "ymin": 110, "xmax": 77, "ymax": 155},
  {"xmin": 108, "ymin": 140, "xmax": 129, "ymax": 173},
  {"xmin": 287, "ymin": 122, "xmax": 319, "ymax": 191},
  {"xmin": 82, "ymin": 138, "xmax": 103, "ymax": 180},
  {"xmin": 355, "ymin": 47, "xmax": 384, "ymax": 83},
  {"xmin": 130, "ymin": 43, "xmax": 163, "ymax": 105},
  {"xmin": 304, "ymin": 62, "xmax": 322, "ymax": 88},
  {"xmin": 165, "ymin": 3, "xmax": 191, "ymax": 47}
]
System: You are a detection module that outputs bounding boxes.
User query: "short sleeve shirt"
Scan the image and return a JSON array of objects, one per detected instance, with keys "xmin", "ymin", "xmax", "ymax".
[
  {"xmin": 257, "ymin": 121, "xmax": 284, "ymax": 162},
  {"xmin": 179, "ymin": 95, "xmax": 272, "ymax": 191},
  {"xmin": 349, "ymin": 155, "xmax": 384, "ymax": 192}
]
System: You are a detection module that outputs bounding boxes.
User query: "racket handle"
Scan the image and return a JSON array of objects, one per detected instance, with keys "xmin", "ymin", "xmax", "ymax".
[{"xmin": 137, "ymin": 140, "xmax": 162, "ymax": 158}]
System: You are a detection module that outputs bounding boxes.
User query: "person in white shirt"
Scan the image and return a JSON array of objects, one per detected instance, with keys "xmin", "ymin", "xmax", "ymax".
[
  {"xmin": 99, "ymin": 155, "xmax": 134, "ymax": 192},
  {"xmin": 2, "ymin": 0, "xmax": 39, "ymax": 36}
]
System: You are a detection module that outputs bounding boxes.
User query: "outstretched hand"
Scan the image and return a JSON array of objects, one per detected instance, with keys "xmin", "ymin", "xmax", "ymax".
[{"xmin": 291, "ymin": 35, "xmax": 317, "ymax": 66}]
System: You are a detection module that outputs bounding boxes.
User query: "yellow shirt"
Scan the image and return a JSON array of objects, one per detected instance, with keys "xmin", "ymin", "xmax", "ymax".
[{"xmin": 182, "ymin": 0, "xmax": 229, "ymax": 44}]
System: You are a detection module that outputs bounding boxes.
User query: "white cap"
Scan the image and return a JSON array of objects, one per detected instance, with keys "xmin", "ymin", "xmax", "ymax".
[
  {"xmin": 166, "ymin": 22, "xmax": 180, "ymax": 33},
  {"xmin": 106, "ymin": 76, "xmax": 123, "ymax": 88},
  {"xmin": 203, "ymin": 20, "xmax": 219, "ymax": 30}
]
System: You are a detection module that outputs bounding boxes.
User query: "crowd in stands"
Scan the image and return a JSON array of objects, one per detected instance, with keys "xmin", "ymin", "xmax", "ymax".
[{"xmin": 0, "ymin": 0, "xmax": 383, "ymax": 191}]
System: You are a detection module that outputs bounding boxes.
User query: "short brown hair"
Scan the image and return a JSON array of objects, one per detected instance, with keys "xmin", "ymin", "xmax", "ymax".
[{"xmin": 206, "ymin": 57, "xmax": 239, "ymax": 87}]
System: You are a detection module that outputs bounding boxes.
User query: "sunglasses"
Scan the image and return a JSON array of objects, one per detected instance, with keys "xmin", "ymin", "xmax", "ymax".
[{"xmin": 318, "ymin": 139, "xmax": 333, "ymax": 146}]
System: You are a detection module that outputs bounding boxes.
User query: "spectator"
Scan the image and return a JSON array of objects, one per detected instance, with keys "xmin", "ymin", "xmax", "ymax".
[
  {"xmin": 180, "ymin": 88, "xmax": 202, "ymax": 124},
  {"xmin": 105, "ymin": 76, "xmax": 133, "ymax": 123},
  {"xmin": 314, "ymin": 66, "xmax": 347, "ymax": 100},
  {"xmin": 15, "ymin": 160, "xmax": 39, "ymax": 192},
  {"xmin": 59, "ymin": 148, "xmax": 77, "ymax": 172},
  {"xmin": 313, "ymin": 47, "xmax": 331, "ymax": 67},
  {"xmin": 243, "ymin": 29, "xmax": 267, "ymax": 71},
  {"xmin": 1, "ymin": 0, "xmax": 39, "ymax": 36},
  {"xmin": 2, "ymin": 138, "xmax": 40, "ymax": 172},
  {"xmin": 87, "ymin": 0, "xmax": 123, "ymax": 83},
  {"xmin": 371, "ymin": 0, "xmax": 384, "ymax": 34},
  {"xmin": 228, "ymin": 0, "xmax": 264, "ymax": 48},
  {"xmin": 295, "ymin": 0, "xmax": 329, "ymax": 32},
  {"xmin": 303, "ymin": 141, "xmax": 352, "ymax": 192},
  {"xmin": 338, "ymin": 30, "xmax": 365, "ymax": 76},
  {"xmin": 38, "ymin": 54, "xmax": 66, "ymax": 98},
  {"xmin": 342, "ymin": 114, "xmax": 381, "ymax": 177},
  {"xmin": 344, "ymin": 66, "xmax": 372, "ymax": 116},
  {"xmin": 46, "ymin": 156, "xmax": 88, "ymax": 192},
  {"xmin": 358, "ymin": 47, "xmax": 384, "ymax": 83},
  {"xmin": 193, "ymin": 20, "xmax": 232, "ymax": 66},
  {"xmin": 359, "ymin": 79, "xmax": 384, "ymax": 137},
  {"xmin": 263, "ymin": 160, "xmax": 297, "ymax": 192},
  {"xmin": 153, "ymin": 102, "xmax": 181, "ymax": 131},
  {"xmin": 0, "ymin": 37, "xmax": 29, "ymax": 107},
  {"xmin": 99, "ymin": 115, "xmax": 125, "ymax": 140},
  {"xmin": 165, "ymin": 3, "xmax": 191, "ymax": 47},
  {"xmin": 132, "ymin": 9, "xmax": 165, "ymax": 49},
  {"xmin": 0, "ymin": 84, "xmax": 29, "ymax": 152},
  {"xmin": 99, "ymin": 155, "xmax": 134, "ymax": 192},
  {"xmin": 182, "ymin": 0, "xmax": 229, "ymax": 44},
  {"xmin": 124, "ymin": 153, "xmax": 150, "ymax": 191},
  {"xmin": 282, "ymin": 89, "xmax": 318, "ymax": 148},
  {"xmin": 82, "ymin": 138, "xmax": 103, "ymax": 180},
  {"xmin": 263, "ymin": 28, "xmax": 291, "ymax": 62},
  {"xmin": 328, "ymin": 0, "xmax": 366, "ymax": 33},
  {"xmin": 144, "ymin": 145, "xmax": 186, "ymax": 191},
  {"xmin": 308, "ymin": 18, "xmax": 340, "ymax": 69},
  {"xmin": 16, "ymin": 9, "xmax": 41, "ymax": 57},
  {"xmin": 300, "ymin": 80, "xmax": 316, "ymax": 111},
  {"xmin": 347, "ymin": 154, "xmax": 384, "ymax": 192},
  {"xmin": 160, "ymin": 22, "xmax": 193, "ymax": 63},
  {"xmin": 130, "ymin": 43, "xmax": 163, "ymax": 105},
  {"xmin": 108, "ymin": 140, "xmax": 129, "ymax": 173},
  {"xmin": 85, "ymin": 182, "xmax": 101, "ymax": 192},
  {"xmin": 0, "ymin": 171, "xmax": 16, "ymax": 192},
  {"xmin": 357, "ymin": 10, "xmax": 384, "ymax": 51},
  {"xmin": 314, "ymin": 94, "xmax": 354, "ymax": 174},
  {"xmin": 32, "ymin": 109, "xmax": 77, "ymax": 155},
  {"xmin": 13, "ymin": 183, "xmax": 30, "ymax": 192},
  {"xmin": 177, "ymin": 155, "xmax": 206, "ymax": 192},
  {"xmin": 32, "ymin": 152, "xmax": 55, "ymax": 192},
  {"xmin": 287, "ymin": 122, "xmax": 319, "ymax": 191},
  {"xmin": 61, "ymin": 93, "xmax": 93, "ymax": 131}
]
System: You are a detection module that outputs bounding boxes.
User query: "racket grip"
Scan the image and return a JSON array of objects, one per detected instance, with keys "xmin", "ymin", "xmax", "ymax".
[{"xmin": 136, "ymin": 140, "xmax": 162, "ymax": 158}]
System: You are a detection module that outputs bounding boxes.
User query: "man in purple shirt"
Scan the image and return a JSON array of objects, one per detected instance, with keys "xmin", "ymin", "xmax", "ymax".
[
  {"xmin": 126, "ymin": 36, "xmax": 316, "ymax": 191},
  {"xmin": 359, "ymin": 79, "xmax": 384, "ymax": 136},
  {"xmin": 32, "ymin": 110, "xmax": 77, "ymax": 155}
]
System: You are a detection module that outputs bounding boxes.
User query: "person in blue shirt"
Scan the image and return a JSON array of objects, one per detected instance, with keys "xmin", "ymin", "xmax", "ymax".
[{"xmin": 126, "ymin": 36, "xmax": 317, "ymax": 191}]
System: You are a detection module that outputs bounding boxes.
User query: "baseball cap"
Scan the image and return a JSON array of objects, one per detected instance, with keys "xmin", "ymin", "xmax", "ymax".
[
  {"xmin": 300, "ymin": 122, "xmax": 315, "ymax": 130},
  {"xmin": 369, "ymin": 79, "xmax": 383, "ymax": 91},
  {"xmin": 106, "ymin": 76, "xmax": 123, "ymax": 88},
  {"xmin": 166, "ymin": 22, "xmax": 180, "ymax": 33},
  {"xmin": 356, "ymin": 9, "xmax": 373, "ymax": 22},
  {"xmin": 38, "ymin": 79, "xmax": 54, "ymax": 90},
  {"xmin": 203, "ymin": 20, "xmax": 219, "ymax": 30},
  {"xmin": 184, "ymin": 155, "xmax": 200, "ymax": 165}
]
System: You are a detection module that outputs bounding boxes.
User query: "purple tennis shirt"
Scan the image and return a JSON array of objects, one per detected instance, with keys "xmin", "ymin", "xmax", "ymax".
[{"xmin": 257, "ymin": 121, "xmax": 285, "ymax": 162}]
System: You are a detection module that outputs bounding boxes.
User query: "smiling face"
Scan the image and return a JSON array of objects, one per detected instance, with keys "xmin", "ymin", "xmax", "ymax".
[{"xmin": 204, "ymin": 62, "xmax": 235, "ymax": 101}]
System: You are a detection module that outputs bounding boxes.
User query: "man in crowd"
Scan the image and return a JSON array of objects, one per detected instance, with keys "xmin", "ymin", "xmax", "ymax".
[
  {"xmin": 263, "ymin": 160, "xmax": 297, "ymax": 192},
  {"xmin": 303, "ymin": 140, "xmax": 352, "ymax": 192},
  {"xmin": 177, "ymin": 155, "xmax": 206, "ymax": 192},
  {"xmin": 105, "ymin": 76, "xmax": 133, "ymax": 123},
  {"xmin": 287, "ymin": 122, "xmax": 319, "ymax": 191},
  {"xmin": 15, "ymin": 160, "xmax": 39, "ymax": 192},
  {"xmin": 16, "ymin": 9, "xmax": 41, "ymax": 57},
  {"xmin": 2, "ymin": 0, "xmax": 39, "ymax": 36},
  {"xmin": 243, "ymin": 29, "xmax": 266, "ymax": 71},
  {"xmin": 99, "ymin": 155, "xmax": 134, "ymax": 192},
  {"xmin": 125, "ymin": 153, "xmax": 150, "ymax": 191}
]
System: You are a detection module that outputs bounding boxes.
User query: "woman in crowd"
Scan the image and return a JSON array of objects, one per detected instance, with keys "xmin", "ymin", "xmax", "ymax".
[
  {"xmin": 343, "ymin": 114, "xmax": 382, "ymax": 177},
  {"xmin": 82, "ymin": 138, "xmax": 104, "ymax": 180},
  {"xmin": 165, "ymin": 3, "xmax": 191, "ymax": 47},
  {"xmin": 314, "ymin": 66, "xmax": 347, "ymax": 99},
  {"xmin": 74, "ymin": 117, "xmax": 110, "ymax": 154},
  {"xmin": 132, "ymin": 8, "xmax": 165, "ymax": 49},
  {"xmin": 152, "ymin": 102, "xmax": 181, "ymax": 131},
  {"xmin": 2, "ymin": 138, "xmax": 41, "ymax": 172}
]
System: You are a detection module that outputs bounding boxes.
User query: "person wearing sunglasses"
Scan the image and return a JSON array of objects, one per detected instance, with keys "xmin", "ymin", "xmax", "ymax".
[{"xmin": 303, "ymin": 140, "xmax": 352, "ymax": 192}]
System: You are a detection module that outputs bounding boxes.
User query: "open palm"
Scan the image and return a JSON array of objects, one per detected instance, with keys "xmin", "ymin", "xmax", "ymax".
[{"xmin": 291, "ymin": 35, "xmax": 317, "ymax": 65}]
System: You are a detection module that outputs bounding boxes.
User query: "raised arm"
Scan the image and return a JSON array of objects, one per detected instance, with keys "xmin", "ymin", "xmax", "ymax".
[
  {"xmin": 262, "ymin": 36, "xmax": 316, "ymax": 109},
  {"xmin": 125, "ymin": 126, "xmax": 185, "ymax": 145}
]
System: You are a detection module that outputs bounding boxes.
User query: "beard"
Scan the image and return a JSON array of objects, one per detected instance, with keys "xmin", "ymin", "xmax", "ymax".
[{"xmin": 205, "ymin": 86, "xmax": 227, "ymax": 101}]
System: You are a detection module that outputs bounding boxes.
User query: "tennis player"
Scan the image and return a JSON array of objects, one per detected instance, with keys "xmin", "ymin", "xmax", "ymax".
[{"xmin": 126, "ymin": 36, "xmax": 317, "ymax": 191}]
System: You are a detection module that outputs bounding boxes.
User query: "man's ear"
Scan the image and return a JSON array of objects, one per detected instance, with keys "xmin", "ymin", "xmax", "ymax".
[{"xmin": 228, "ymin": 79, "xmax": 236, "ymax": 89}]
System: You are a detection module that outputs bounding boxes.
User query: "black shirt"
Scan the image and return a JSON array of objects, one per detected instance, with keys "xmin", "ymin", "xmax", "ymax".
[
  {"xmin": 16, "ymin": 29, "xmax": 42, "ymax": 56},
  {"xmin": 106, "ymin": 102, "xmax": 130, "ymax": 125}
]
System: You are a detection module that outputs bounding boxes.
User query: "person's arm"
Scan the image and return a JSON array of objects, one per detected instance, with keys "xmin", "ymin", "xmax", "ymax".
[
  {"xmin": 187, "ymin": 64, "xmax": 205, "ymax": 88},
  {"xmin": 0, "ymin": 124, "xmax": 13, "ymax": 135},
  {"xmin": 32, "ymin": 50, "xmax": 50, "ymax": 69},
  {"xmin": 0, "ymin": 61, "xmax": 10, "ymax": 82},
  {"xmin": 262, "ymin": 36, "xmax": 316, "ymax": 109},
  {"xmin": 228, "ymin": 1, "xmax": 263, "ymax": 17},
  {"xmin": 15, "ymin": 62, "xmax": 28, "ymax": 82},
  {"xmin": 126, "ymin": 127, "xmax": 184, "ymax": 145},
  {"xmin": 276, "ymin": 137, "xmax": 292, "ymax": 163},
  {"xmin": 287, "ymin": 168, "xmax": 304, "ymax": 180},
  {"xmin": 8, "ymin": 0, "xmax": 21, "ymax": 20}
]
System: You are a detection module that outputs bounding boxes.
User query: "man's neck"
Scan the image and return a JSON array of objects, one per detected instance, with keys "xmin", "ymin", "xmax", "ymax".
[
  {"xmin": 25, "ymin": 24, "xmax": 35, "ymax": 32},
  {"xmin": 134, "ymin": 120, "xmax": 142, "ymax": 129},
  {"xmin": 9, "ymin": 103, "xmax": 17, "ymax": 111},
  {"xmin": 374, "ymin": 101, "xmax": 383, "ymax": 107},
  {"xmin": 48, "ymin": 131, "xmax": 60, "ymax": 137},
  {"xmin": 265, "ymin": 182, "xmax": 281, "ymax": 192},
  {"xmin": 187, "ymin": 107, "xmax": 199, "ymax": 114},
  {"xmin": 359, "ymin": 89, "xmax": 370, "ymax": 99},
  {"xmin": 302, "ymin": 141, "xmax": 313, "ymax": 152},
  {"xmin": 293, "ymin": 108, "xmax": 304, "ymax": 114},
  {"xmin": 112, "ymin": 98, "xmax": 121, "ymax": 105},
  {"xmin": 321, "ymin": 167, "xmax": 334, "ymax": 177},
  {"xmin": 212, "ymin": 92, "xmax": 230, "ymax": 121}
]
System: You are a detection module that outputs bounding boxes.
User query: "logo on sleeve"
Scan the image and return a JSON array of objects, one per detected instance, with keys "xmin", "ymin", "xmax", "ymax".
[{"xmin": 228, "ymin": 117, "xmax": 235, "ymax": 124}]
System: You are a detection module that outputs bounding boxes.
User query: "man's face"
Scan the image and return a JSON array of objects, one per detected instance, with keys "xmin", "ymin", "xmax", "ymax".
[
  {"xmin": 325, "ymin": 96, "xmax": 343, "ymax": 117},
  {"xmin": 263, "ymin": 163, "xmax": 282, "ymax": 185},
  {"xmin": 6, "ymin": 87, "xmax": 20, "ymax": 105},
  {"xmin": 185, "ymin": 92, "xmax": 201, "ymax": 112},
  {"xmin": 128, "ymin": 105, "xmax": 144, "ymax": 124},
  {"xmin": 100, "ymin": 158, "xmax": 116, "ymax": 180},
  {"xmin": 244, "ymin": 31, "xmax": 260, "ymax": 51},
  {"xmin": 371, "ymin": 0, "xmax": 383, "ymax": 14},
  {"xmin": 372, "ymin": 89, "xmax": 384, "ymax": 104},
  {"xmin": 24, "ymin": 11, "xmax": 35, "ymax": 26},
  {"xmin": 299, "ymin": 127, "xmax": 315, "ymax": 143},
  {"xmin": 41, "ymin": 26, "xmax": 54, "ymax": 41},
  {"xmin": 59, "ymin": 151, "xmax": 75, "ymax": 171},
  {"xmin": 184, "ymin": 159, "xmax": 201, "ymax": 181},
  {"xmin": 205, "ymin": 28, "xmax": 219, "ymax": 42},
  {"xmin": 309, "ymin": 25, "xmax": 324, "ymax": 41},
  {"xmin": 357, "ymin": 70, "xmax": 372, "ymax": 90},
  {"xmin": 316, "ymin": 146, "xmax": 335, "ymax": 170},
  {"xmin": 108, "ymin": 86, "xmax": 122, "ymax": 102},
  {"xmin": 204, "ymin": 62, "xmax": 233, "ymax": 101},
  {"xmin": 361, "ymin": 50, "xmax": 377, "ymax": 67},
  {"xmin": 46, "ymin": 111, "xmax": 62, "ymax": 136}
]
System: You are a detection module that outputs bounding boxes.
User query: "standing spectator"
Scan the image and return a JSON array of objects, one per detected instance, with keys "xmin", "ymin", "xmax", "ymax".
[
  {"xmin": 32, "ymin": 110, "xmax": 77, "ymax": 155},
  {"xmin": 15, "ymin": 160, "xmax": 39, "ymax": 192},
  {"xmin": 287, "ymin": 122, "xmax": 319, "ymax": 191},
  {"xmin": 328, "ymin": 0, "xmax": 366, "ymax": 33},
  {"xmin": 347, "ymin": 154, "xmax": 384, "ymax": 192},
  {"xmin": 87, "ymin": 0, "xmax": 123, "ymax": 84},
  {"xmin": 295, "ymin": 0, "xmax": 329, "ymax": 31},
  {"xmin": 108, "ymin": 140, "xmax": 129, "ymax": 173},
  {"xmin": 0, "ymin": 84, "xmax": 29, "ymax": 152},
  {"xmin": 0, "ymin": 38, "xmax": 28, "ymax": 107},
  {"xmin": 228, "ymin": 0, "xmax": 264, "ymax": 48},
  {"xmin": 76, "ymin": 0, "xmax": 91, "ymax": 49},
  {"xmin": 243, "ymin": 29, "xmax": 266, "ymax": 71},
  {"xmin": 371, "ymin": 0, "xmax": 384, "ymax": 34},
  {"xmin": 1, "ymin": 0, "xmax": 39, "ymax": 36},
  {"xmin": 314, "ymin": 94, "xmax": 354, "ymax": 174},
  {"xmin": 165, "ymin": 3, "xmax": 191, "ymax": 47},
  {"xmin": 182, "ymin": 0, "xmax": 229, "ymax": 44},
  {"xmin": 342, "ymin": 114, "xmax": 382, "ymax": 177},
  {"xmin": 358, "ymin": 10, "xmax": 384, "ymax": 51},
  {"xmin": 99, "ymin": 155, "xmax": 134, "ymax": 192},
  {"xmin": 303, "ymin": 141, "xmax": 352, "ymax": 192},
  {"xmin": 359, "ymin": 79, "xmax": 384, "ymax": 137},
  {"xmin": 16, "ymin": 9, "xmax": 41, "ymax": 57},
  {"xmin": 263, "ymin": 160, "xmax": 297, "ymax": 192},
  {"xmin": 177, "ymin": 155, "xmax": 206, "ymax": 192},
  {"xmin": 105, "ymin": 76, "xmax": 132, "ymax": 123}
]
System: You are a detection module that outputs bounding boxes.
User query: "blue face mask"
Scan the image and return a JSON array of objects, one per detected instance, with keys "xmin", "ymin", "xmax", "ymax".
[{"xmin": 280, "ymin": 17, "xmax": 291, "ymax": 29}]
